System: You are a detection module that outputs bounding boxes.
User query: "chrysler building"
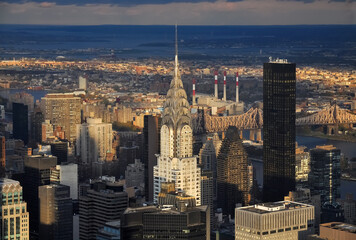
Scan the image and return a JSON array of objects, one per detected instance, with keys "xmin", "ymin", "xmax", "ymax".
[{"xmin": 153, "ymin": 26, "xmax": 201, "ymax": 205}]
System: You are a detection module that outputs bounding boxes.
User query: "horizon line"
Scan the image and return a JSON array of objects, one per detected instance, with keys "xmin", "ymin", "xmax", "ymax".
[{"xmin": 1, "ymin": 23, "xmax": 356, "ymax": 27}]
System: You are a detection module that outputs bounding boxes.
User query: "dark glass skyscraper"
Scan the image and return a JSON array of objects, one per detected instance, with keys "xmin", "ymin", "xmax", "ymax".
[
  {"xmin": 13, "ymin": 102, "xmax": 29, "ymax": 144},
  {"xmin": 309, "ymin": 145, "xmax": 341, "ymax": 205},
  {"xmin": 263, "ymin": 60, "xmax": 296, "ymax": 202}
]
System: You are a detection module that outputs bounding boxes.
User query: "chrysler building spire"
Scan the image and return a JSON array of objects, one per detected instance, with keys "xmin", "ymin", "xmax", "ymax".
[
  {"xmin": 153, "ymin": 25, "xmax": 201, "ymax": 205},
  {"xmin": 161, "ymin": 25, "xmax": 191, "ymax": 149}
]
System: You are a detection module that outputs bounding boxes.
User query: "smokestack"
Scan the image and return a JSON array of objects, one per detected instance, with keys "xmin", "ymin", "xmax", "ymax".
[
  {"xmin": 214, "ymin": 70, "xmax": 218, "ymax": 99},
  {"xmin": 192, "ymin": 78, "xmax": 196, "ymax": 105},
  {"xmin": 236, "ymin": 72, "xmax": 239, "ymax": 103},
  {"xmin": 223, "ymin": 71, "xmax": 227, "ymax": 101}
]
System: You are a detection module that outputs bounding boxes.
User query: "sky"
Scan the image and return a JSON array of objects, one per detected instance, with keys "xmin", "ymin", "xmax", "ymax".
[{"xmin": 0, "ymin": 0, "xmax": 355, "ymax": 25}]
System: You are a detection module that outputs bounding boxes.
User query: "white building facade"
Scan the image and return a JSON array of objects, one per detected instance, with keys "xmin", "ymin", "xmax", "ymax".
[
  {"xmin": 76, "ymin": 118, "xmax": 112, "ymax": 164},
  {"xmin": 153, "ymin": 38, "xmax": 201, "ymax": 205},
  {"xmin": 50, "ymin": 163, "xmax": 78, "ymax": 200},
  {"xmin": 235, "ymin": 201, "xmax": 315, "ymax": 240}
]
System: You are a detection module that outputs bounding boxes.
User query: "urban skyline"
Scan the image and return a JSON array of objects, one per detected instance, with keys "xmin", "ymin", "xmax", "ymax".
[{"xmin": 0, "ymin": 6, "xmax": 355, "ymax": 239}]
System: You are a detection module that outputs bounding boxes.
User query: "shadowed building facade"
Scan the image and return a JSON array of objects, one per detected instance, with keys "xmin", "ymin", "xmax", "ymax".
[
  {"xmin": 263, "ymin": 60, "xmax": 296, "ymax": 202},
  {"xmin": 13, "ymin": 102, "xmax": 29, "ymax": 145},
  {"xmin": 142, "ymin": 115, "xmax": 161, "ymax": 202},
  {"xmin": 39, "ymin": 184, "xmax": 73, "ymax": 240},
  {"xmin": 217, "ymin": 126, "xmax": 249, "ymax": 218},
  {"xmin": 121, "ymin": 205, "xmax": 210, "ymax": 240},
  {"xmin": 22, "ymin": 155, "xmax": 57, "ymax": 237},
  {"xmin": 79, "ymin": 179, "xmax": 128, "ymax": 240}
]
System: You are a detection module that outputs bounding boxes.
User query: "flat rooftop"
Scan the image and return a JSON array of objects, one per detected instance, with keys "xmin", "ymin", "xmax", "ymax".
[
  {"xmin": 237, "ymin": 201, "xmax": 313, "ymax": 214},
  {"xmin": 321, "ymin": 222, "xmax": 356, "ymax": 234},
  {"xmin": 0, "ymin": 178, "xmax": 19, "ymax": 186}
]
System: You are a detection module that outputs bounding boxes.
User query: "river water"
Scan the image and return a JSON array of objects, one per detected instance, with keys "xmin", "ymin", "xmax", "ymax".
[{"xmin": 251, "ymin": 135, "xmax": 356, "ymax": 199}]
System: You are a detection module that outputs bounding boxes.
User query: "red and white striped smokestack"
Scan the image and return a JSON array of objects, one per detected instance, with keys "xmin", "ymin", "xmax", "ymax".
[
  {"xmin": 214, "ymin": 70, "xmax": 218, "ymax": 99},
  {"xmin": 223, "ymin": 71, "xmax": 227, "ymax": 101},
  {"xmin": 192, "ymin": 78, "xmax": 196, "ymax": 105},
  {"xmin": 236, "ymin": 72, "xmax": 239, "ymax": 103}
]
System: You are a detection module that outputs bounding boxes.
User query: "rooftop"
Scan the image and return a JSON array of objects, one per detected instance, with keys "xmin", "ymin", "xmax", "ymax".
[
  {"xmin": 268, "ymin": 57, "xmax": 289, "ymax": 64},
  {"xmin": 105, "ymin": 220, "xmax": 121, "ymax": 228},
  {"xmin": 237, "ymin": 201, "xmax": 313, "ymax": 214},
  {"xmin": 0, "ymin": 178, "xmax": 19, "ymax": 186},
  {"xmin": 321, "ymin": 222, "xmax": 356, "ymax": 234}
]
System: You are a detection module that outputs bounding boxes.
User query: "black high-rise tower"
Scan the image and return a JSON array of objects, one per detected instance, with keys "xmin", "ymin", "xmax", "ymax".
[
  {"xmin": 263, "ymin": 60, "xmax": 296, "ymax": 202},
  {"xmin": 13, "ymin": 102, "xmax": 29, "ymax": 144}
]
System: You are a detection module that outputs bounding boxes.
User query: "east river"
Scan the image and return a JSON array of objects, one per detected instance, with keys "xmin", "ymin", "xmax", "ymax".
[{"xmin": 252, "ymin": 135, "xmax": 356, "ymax": 199}]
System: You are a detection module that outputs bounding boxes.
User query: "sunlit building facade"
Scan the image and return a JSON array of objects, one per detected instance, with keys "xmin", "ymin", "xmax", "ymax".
[
  {"xmin": 41, "ymin": 93, "xmax": 81, "ymax": 142},
  {"xmin": 0, "ymin": 178, "xmax": 29, "ymax": 240},
  {"xmin": 235, "ymin": 201, "xmax": 314, "ymax": 240},
  {"xmin": 153, "ymin": 41, "xmax": 201, "ymax": 205}
]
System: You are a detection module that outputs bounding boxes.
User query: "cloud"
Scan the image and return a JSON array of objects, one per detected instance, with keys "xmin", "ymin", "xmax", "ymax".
[
  {"xmin": 39, "ymin": 2, "xmax": 56, "ymax": 7},
  {"xmin": 0, "ymin": 0, "xmax": 216, "ymax": 6},
  {"xmin": 0, "ymin": 0, "xmax": 354, "ymax": 25}
]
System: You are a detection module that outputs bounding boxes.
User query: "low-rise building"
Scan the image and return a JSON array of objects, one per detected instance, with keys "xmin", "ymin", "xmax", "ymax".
[{"xmin": 235, "ymin": 201, "xmax": 315, "ymax": 240}]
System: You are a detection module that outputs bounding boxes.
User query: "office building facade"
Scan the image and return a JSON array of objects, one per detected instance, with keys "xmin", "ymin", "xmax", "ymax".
[
  {"xmin": 263, "ymin": 60, "xmax": 296, "ymax": 202},
  {"xmin": 309, "ymin": 145, "xmax": 341, "ymax": 205},
  {"xmin": 39, "ymin": 184, "xmax": 73, "ymax": 240},
  {"xmin": 0, "ymin": 178, "xmax": 29, "ymax": 240},
  {"xmin": 217, "ymin": 126, "xmax": 249, "ymax": 217},
  {"xmin": 13, "ymin": 102, "xmax": 29, "ymax": 145},
  {"xmin": 50, "ymin": 163, "xmax": 78, "ymax": 199},
  {"xmin": 79, "ymin": 180, "xmax": 128, "ymax": 240},
  {"xmin": 142, "ymin": 115, "xmax": 160, "ymax": 202},
  {"xmin": 41, "ymin": 93, "xmax": 81, "ymax": 142},
  {"xmin": 235, "ymin": 201, "xmax": 314, "ymax": 240},
  {"xmin": 22, "ymin": 155, "xmax": 57, "ymax": 235},
  {"xmin": 0, "ymin": 136, "xmax": 5, "ymax": 168},
  {"xmin": 121, "ymin": 205, "xmax": 210, "ymax": 240},
  {"xmin": 76, "ymin": 118, "xmax": 112, "ymax": 164}
]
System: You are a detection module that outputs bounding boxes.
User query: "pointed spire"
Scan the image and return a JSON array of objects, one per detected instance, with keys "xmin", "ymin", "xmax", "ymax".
[{"xmin": 175, "ymin": 24, "xmax": 178, "ymax": 78}]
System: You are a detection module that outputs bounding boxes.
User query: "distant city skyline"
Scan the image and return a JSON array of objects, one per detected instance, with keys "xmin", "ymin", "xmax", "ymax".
[{"xmin": 0, "ymin": 0, "xmax": 355, "ymax": 25}]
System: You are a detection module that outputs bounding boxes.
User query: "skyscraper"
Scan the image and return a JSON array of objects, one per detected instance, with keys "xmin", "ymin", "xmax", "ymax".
[
  {"xmin": 31, "ymin": 107, "xmax": 44, "ymax": 144},
  {"xmin": 41, "ymin": 93, "xmax": 81, "ymax": 142},
  {"xmin": 217, "ymin": 126, "xmax": 249, "ymax": 217},
  {"xmin": 76, "ymin": 118, "xmax": 113, "ymax": 164},
  {"xmin": 142, "ymin": 115, "xmax": 161, "ymax": 202},
  {"xmin": 309, "ymin": 145, "xmax": 341, "ymax": 205},
  {"xmin": 13, "ymin": 102, "xmax": 29, "ymax": 145},
  {"xmin": 79, "ymin": 178, "xmax": 128, "ymax": 240},
  {"xmin": 39, "ymin": 184, "xmax": 73, "ymax": 240},
  {"xmin": 153, "ymin": 26, "xmax": 201, "ymax": 204},
  {"xmin": 263, "ymin": 59, "xmax": 296, "ymax": 202},
  {"xmin": 22, "ymin": 154, "xmax": 57, "ymax": 236},
  {"xmin": 0, "ymin": 178, "xmax": 29, "ymax": 240}
]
